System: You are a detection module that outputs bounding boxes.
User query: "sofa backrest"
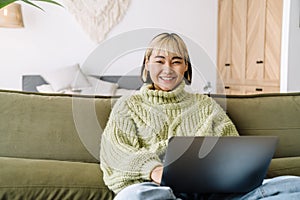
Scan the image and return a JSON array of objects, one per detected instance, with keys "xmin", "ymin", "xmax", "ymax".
[
  {"xmin": 0, "ymin": 90, "xmax": 117, "ymax": 163},
  {"xmin": 213, "ymin": 93, "xmax": 300, "ymax": 158},
  {"xmin": 1, "ymin": 90, "xmax": 299, "ymax": 163}
]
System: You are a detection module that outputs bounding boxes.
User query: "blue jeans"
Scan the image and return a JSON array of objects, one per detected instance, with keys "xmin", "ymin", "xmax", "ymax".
[{"xmin": 114, "ymin": 176, "xmax": 300, "ymax": 200}]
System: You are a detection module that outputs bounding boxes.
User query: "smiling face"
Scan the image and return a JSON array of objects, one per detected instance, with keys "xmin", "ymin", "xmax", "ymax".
[
  {"xmin": 141, "ymin": 33, "xmax": 192, "ymax": 89},
  {"xmin": 146, "ymin": 50, "xmax": 188, "ymax": 91}
]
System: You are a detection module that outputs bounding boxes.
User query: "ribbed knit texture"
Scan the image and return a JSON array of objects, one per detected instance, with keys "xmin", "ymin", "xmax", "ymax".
[{"xmin": 100, "ymin": 82, "xmax": 239, "ymax": 193}]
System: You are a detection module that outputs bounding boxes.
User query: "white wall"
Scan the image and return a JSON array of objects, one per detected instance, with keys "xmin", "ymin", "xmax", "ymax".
[
  {"xmin": 0, "ymin": 0, "xmax": 218, "ymax": 91},
  {"xmin": 286, "ymin": 0, "xmax": 300, "ymax": 92},
  {"xmin": 0, "ymin": 0, "xmax": 96, "ymax": 90}
]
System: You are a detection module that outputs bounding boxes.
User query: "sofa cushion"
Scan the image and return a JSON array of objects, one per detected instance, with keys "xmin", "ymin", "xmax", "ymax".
[
  {"xmin": 213, "ymin": 93, "xmax": 300, "ymax": 158},
  {"xmin": 41, "ymin": 64, "xmax": 91, "ymax": 92},
  {"xmin": 267, "ymin": 157, "xmax": 300, "ymax": 178},
  {"xmin": 0, "ymin": 157, "xmax": 114, "ymax": 200}
]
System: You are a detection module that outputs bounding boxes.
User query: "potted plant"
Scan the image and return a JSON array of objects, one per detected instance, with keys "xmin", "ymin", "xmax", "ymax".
[{"xmin": 0, "ymin": 0, "xmax": 62, "ymax": 11}]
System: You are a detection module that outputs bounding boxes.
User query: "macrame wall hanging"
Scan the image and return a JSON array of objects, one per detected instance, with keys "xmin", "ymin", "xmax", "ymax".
[{"xmin": 63, "ymin": 0, "xmax": 131, "ymax": 43}]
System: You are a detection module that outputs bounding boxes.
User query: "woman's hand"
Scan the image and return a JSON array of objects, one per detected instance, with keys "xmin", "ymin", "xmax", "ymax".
[{"xmin": 150, "ymin": 165, "xmax": 163, "ymax": 184}]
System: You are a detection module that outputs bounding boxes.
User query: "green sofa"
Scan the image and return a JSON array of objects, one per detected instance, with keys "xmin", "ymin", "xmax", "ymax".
[{"xmin": 0, "ymin": 89, "xmax": 300, "ymax": 199}]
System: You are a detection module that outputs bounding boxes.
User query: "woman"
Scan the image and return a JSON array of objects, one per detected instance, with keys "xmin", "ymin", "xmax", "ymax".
[{"xmin": 100, "ymin": 33, "xmax": 300, "ymax": 200}]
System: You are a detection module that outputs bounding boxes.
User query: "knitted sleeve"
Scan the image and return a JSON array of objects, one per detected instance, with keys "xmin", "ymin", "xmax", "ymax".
[
  {"xmin": 99, "ymin": 97, "xmax": 162, "ymax": 193},
  {"xmin": 209, "ymin": 97, "xmax": 239, "ymax": 136}
]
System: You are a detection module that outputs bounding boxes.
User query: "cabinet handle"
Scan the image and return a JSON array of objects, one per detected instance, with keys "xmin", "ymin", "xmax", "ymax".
[
  {"xmin": 256, "ymin": 88, "xmax": 263, "ymax": 91},
  {"xmin": 256, "ymin": 60, "xmax": 264, "ymax": 64},
  {"xmin": 225, "ymin": 86, "xmax": 230, "ymax": 89},
  {"xmin": 225, "ymin": 63, "xmax": 230, "ymax": 66}
]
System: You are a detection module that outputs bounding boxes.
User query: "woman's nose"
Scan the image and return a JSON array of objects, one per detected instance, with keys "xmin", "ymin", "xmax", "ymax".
[{"xmin": 162, "ymin": 65, "xmax": 173, "ymax": 74}]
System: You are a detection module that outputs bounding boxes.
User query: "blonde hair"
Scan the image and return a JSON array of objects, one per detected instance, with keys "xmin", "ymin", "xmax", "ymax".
[{"xmin": 141, "ymin": 33, "xmax": 192, "ymax": 84}]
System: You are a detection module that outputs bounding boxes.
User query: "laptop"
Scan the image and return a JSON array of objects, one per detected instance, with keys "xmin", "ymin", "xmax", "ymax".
[{"xmin": 160, "ymin": 136, "xmax": 278, "ymax": 194}]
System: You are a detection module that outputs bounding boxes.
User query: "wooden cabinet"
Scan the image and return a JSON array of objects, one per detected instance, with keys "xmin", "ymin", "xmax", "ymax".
[{"xmin": 217, "ymin": 0, "xmax": 283, "ymax": 95}]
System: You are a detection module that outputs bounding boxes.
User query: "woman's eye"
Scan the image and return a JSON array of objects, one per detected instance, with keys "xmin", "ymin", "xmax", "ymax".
[
  {"xmin": 172, "ymin": 61, "xmax": 182, "ymax": 64},
  {"xmin": 155, "ymin": 60, "xmax": 164, "ymax": 64}
]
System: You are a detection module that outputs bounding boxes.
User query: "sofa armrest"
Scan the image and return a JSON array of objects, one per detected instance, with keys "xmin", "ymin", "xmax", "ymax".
[{"xmin": 267, "ymin": 157, "xmax": 300, "ymax": 178}]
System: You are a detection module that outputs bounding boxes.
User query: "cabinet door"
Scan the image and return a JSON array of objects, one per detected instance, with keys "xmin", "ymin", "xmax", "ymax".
[
  {"xmin": 246, "ymin": 0, "xmax": 266, "ymax": 82},
  {"xmin": 246, "ymin": 0, "xmax": 282, "ymax": 85},
  {"xmin": 231, "ymin": 0, "xmax": 247, "ymax": 85},
  {"xmin": 217, "ymin": 0, "xmax": 232, "ymax": 84},
  {"xmin": 217, "ymin": 0, "xmax": 247, "ymax": 86},
  {"xmin": 264, "ymin": 0, "xmax": 283, "ymax": 85}
]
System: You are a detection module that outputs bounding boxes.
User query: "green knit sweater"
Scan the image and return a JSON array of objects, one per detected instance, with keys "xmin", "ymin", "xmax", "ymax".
[{"xmin": 100, "ymin": 82, "xmax": 239, "ymax": 193}]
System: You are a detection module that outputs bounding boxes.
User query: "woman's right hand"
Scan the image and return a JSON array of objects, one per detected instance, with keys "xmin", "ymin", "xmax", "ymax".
[{"xmin": 150, "ymin": 165, "xmax": 163, "ymax": 185}]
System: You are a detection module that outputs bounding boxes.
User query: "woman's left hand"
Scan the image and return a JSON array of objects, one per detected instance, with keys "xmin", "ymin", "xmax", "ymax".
[{"xmin": 150, "ymin": 165, "xmax": 163, "ymax": 184}]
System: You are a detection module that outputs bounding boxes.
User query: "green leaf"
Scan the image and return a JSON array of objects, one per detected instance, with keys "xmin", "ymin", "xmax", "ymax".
[
  {"xmin": 34, "ymin": 0, "xmax": 63, "ymax": 7},
  {"xmin": 0, "ymin": 0, "xmax": 17, "ymax": 9},
  {"xmin": 0, "ymin": 0, "xmax": 63, "ymax": 10},
  {"xmin": 22, "ymin": 0, "xmax": 45, "ymax": 11}
]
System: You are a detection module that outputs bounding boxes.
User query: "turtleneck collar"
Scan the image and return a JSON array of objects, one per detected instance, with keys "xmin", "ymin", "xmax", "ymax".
[{"xmin": 140, "ymin": 81, "xmax": 188, "ymax": 104}]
